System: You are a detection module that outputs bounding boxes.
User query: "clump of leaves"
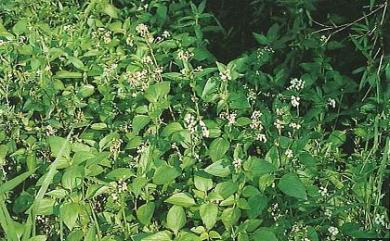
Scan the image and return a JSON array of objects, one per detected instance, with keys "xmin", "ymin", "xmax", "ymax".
[{"xmin": 0, "ymin": 0, "xmax": 389, "ymax": 241}]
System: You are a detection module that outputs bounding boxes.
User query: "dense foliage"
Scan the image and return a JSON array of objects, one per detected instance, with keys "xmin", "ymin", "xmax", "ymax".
[{"xmin": 0, "ymin": 0, "xmax": 389, "ymax": 241}]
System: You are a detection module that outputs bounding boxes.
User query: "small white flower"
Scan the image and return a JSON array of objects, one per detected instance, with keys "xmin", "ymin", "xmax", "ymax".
[
  {"xmin": 328, "ymin": 226, "xmax": 339, "ymax": 237},
  {"xmin": 136, "ymin": 23, "xmax": 149, "ymax": 36},
  {"xmin": 291, "ymin": 96, "xmax": 300, "ymax": 107},
  {"xmin": 285, "ymin": 149, "xmax": 293, "ymax": 158},
  {"xmin": 256, "ymin": 133, "xmax": 267, "ymax": 143},
  {"xmin": 199, "ymin": 120, "xmax": 209, "ymax": 138},
  {"xmin": 177, "ymin": 50, "xmax": 193, "ymax": 62},
  {"xmin": 289, "ymin": 122, "xmax": 301, "ymax": 130},
  {"xmin": 233, "ymin": 158, "xmax": 242, "ymax": 169},
  {"xmin": 374, "ymin": 214, "xmax": 386, "ymax": 226},
  {"xmin": 287, "ymin": 78, "xmax": 305, "ymax": 91},
  {"xmin": 227, "ymin": 112, "xmax": 237, "ymax": 125},
  {"xmin": 274, "ymin": 119, "xmax": 285, "ymax": 130},
  {"xmin": 320, "ymin": 35, "xmax": 327, "ymax": 42},
  {"xmin": 162, "ymin": 30, "xmax": 170, "ymax": 38},
  {"xmin": 319, "ymin": 186, "xmax": 328, "ymax": 197},
  {"xmin": 327, "ymin": 98, "xmax": 336, "ymax": 108}
]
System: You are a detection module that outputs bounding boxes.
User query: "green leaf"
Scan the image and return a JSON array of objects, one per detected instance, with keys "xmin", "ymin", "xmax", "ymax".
[
  {"xmin": 200, "ymin": 203, "xmax": 218, "ymax": 230},
  {"xmin": 60, "ymin": 202, "xmax": 79, "ymax": 230},
  {"xmin": 277, "ymin": 173, "xmax": 307, "ymax": 200},
  {"xmin": 132, "ymin": 115, "xmax": 151, "ymax": 135},
  {"xmin": 327, "ymin": 130, "xmax": 346, "ymax": 147},
  {"xmin": 194, "ymin": 174, "xmax": 213, "ymax": 192},
  {"xmin": 144, "ymin": 81, "xmax": 171, "ymax": 102},
  {"xmin": 244, "ymin": 157, "xmax": 275, "ymax": 177},
  {"xmin": 28, "ymin": 235, "xmax": 47, "ymax": 241},
  {"xmin": 141, "ymin": 231, "xmax": 172, "ymax": 241},
  {"xmin": 209, "ymin": 138, "xmax": 229, "ymax": 162},
  {"xmin": 204, "ymin": 160, "xmax": 231, "ymax": 177},
  {"xmin": 13, "ymin": 19, "xmax": 28, "ymax": 35},
  {"xmin": 62, "ymin": 166, "xmax": 84, "ymax": 190},
  {"xmin": 106, "ymin": 168, "xmax": 134, "ymax": 180},
  {"xmin": 221, "ymin": 207, "xmax": 241, "ymax": 227},
  {"xmin": 165, "ymin": 193, "xmax": 195, "ymax": 207},
  {"xmin": 47, "ymin": 136, "xmax": 71, "ymax": 158},
  {"xmin": 136, "ymin": 202, "xmax": 155, "ymax": 225},
  {"xmin": 103, "ymin": 3, "xmax": 119, "ymax": 18},
  {"xmin": 54, "ymin": 70, "xmax": 82, "ymax": 79},
  {"xmin": 0, "ymin": 144, "xmax": 8, "ymax": 166},
  {"xmin": 78, "ymin": 84, "xmax": 95, "ymax": 98},
  {"xmin": 68, "ymin": 56, "xmax": 85, "ymax": 70},
  {"xmin": 0, "ymin": 170, "xmax": 34, "ymax": 194},
  {"xmin": 253, "ymin": 228, "xmax": 278, "ymax": 241},
  {"xmin": 161, "ymin": 122, "xmax": 183, "ymax": 137},
  {"xmin": 215, "ymin": 180, "xmax": 238, "ymax": 199},
  {"xmin": 153, "ymin": 165, "xmax": 181, "ymax": 185},
  {"xmin": 167, "ymin": 205, "xmax": 186, "ymax": 234}
]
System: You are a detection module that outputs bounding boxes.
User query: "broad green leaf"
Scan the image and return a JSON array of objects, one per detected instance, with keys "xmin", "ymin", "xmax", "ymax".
[
  {"xmin": 204, "ymin": 160, "xmax": 231, "ymax": 177},
  {"xmin": 165, "ymin": 193, "xmax": 195, "ymax": 207},
  {"xmin": 47, "ymin": 136, "xmax": 71, "ymax": 158},
  {"xmin": 167, "ymin": 205, "xmax": 186, "ymax": 233},
  {"xmin": 54, "ymin": 70, "xmax": 82, "ymax": 79},
  {"xmin": 60, "ymin": 202, "xmax": 79, "ymax": 230},
  {"xmin": 153, "ymin": 165, "xmax": 180, "ymax": 185},
  {"xmin": 200, "ymin": 203, "xmax": 218, "ymax": 229},
  {"xmin": 0, "ymin": 144, "xmax": 8, "ymax": 165},
  {"xmin": 194, "ymin": 174, "xmax": 213, "ymax": 192},
  {"xmin": 28, "ymin": 235, "xmax": 47, "ymax": 241},
  {"xmin": 13, "ymin": 19, "xmax": 28, "ymax": 35},
  {"xmin": 62, "ymin": 166, "xmax": 84, "ymax": 190},
  {"xmin": 277, "ymin": 173, "xmax": 307, "ymax": 200},
  {"xmin": 161, "ymin": 122, "xmax": 183, "ymax": 137},
  {"xmin": 68, "ymin": 56, "xmax": 85, "ymax": 70},
  {"xmin": 103, "ymin": 3, "xmax": 119, "ymax": 18},
  {"xmin": 221, "ymin": 207, "xmax": 241, "ymax": 227},
  {"xmin": 215, "ymin": 180, "xmax": 238, "ymax": 199},
  {"xmin": 78, "ymin": 84, "xmax": 95, "ymax": 98},
  {"xmin": 253, "ymin": 228, "xmax": 278, "ymax": 241},
  {"xmin": 209, "ymin": 138, "xmax": 229, "ymax": 162},
  {"xmin": 132, "ymin": 115, "xmax": 151, "ymax": 135},
  {"xmin": 106, "ymin": 168, "xmax": 134, "ymax": 180},
  {"xmin": 137, "ymin": 202, "xmax": 155, "ymax": 225},
  {"xmin": 0, "ymin": 170, "xmax": 34, "ymax": 194},
  {"xmin": 141, "ymin": 231, "xmax": 172, "ymax": 241},
  {"xmin": 144, "ymin": 81, "xmax": 171, "ymax": 102},
  {"xmin": 244, "ymin": 157, "xmax": 275, "ymax": 177}
]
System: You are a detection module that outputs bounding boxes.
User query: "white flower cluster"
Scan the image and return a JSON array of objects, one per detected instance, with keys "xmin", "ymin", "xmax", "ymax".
[
  {"xmin": 256, "ymin": 46, "xmax": 275, "ymax": 59},
  {"xmin": 328, "ymin": 226, "xmax": 339, "ymax": 240},
  {"xmin": 250, "ymin": 111, "xmax": 263, "ymax": 130},
  {"xmin": 327, "ymin": 98, "xmax": 336, "ymax": 108},
  {"xmin": 291, "ymin": 96, "xmax": 300, "ymax": 108},
  {"xmin": 220, "ymin": 112, "xmax": 237, "ymax": 125},
  {"xmin": 184, "ymin": 113, "xmax": 209, "ymax": 138},
  {"xmin": 374, "ymin": 214, "xmax": 386, "ymax": 226},
  {"xmin": 127, "ymin": 70, "xmax": 148, "ymax": 89},
  {"xmin": 287, "ymin": 78, "xmax": 305, "ymax": 91},
  {"xmin": 162, "ymin": 30, "xmax": 170, "ymax": 38},
  {"xmin": 289, "ymin": 122, "xmax": 301, "ymax": 130},
  {"xmin": 136, "ymin": 23, "xmax": 154, "ymax": 43},
  {"xmin": 136, "ymin": 23, "xmax": 149, "ymax": 37},
  {"xmin": 184, "ymin": 113, "xmax": 197, "ymax": 134},
  {"xmin": 199, "ymin": 120, "xmax": 209, "ymax": 138},
  {"xmin": 274, "ymin": 118, "xmax": 285, "ymax": 131},
  {"xmin": 319, "ymin": 186, "xmax": 328, "ymax": 197},
  {"xmin": 285, "ymin": 149, "xmax": 293, "ymax": 159},
  {"xmin": 177, "ymin": 50, "xmax": 194, "ymax": 62},
  {"xmin": 233, "ymin": 158, "xmax": 242, "ymax": 169},
  {"xmin": 219, "ymin": 69, "xmax": 232, "ymax": 81}
]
